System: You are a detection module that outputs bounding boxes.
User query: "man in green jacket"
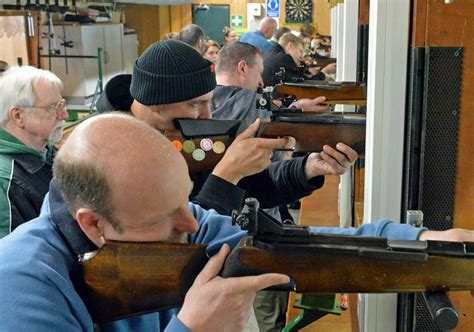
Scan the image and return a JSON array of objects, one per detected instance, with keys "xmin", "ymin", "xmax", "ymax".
[{"xmin": 0, "ymin": 66, "xmax": 68, "ymax": 237}]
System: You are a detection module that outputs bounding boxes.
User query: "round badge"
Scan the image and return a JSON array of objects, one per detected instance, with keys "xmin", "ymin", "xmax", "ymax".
[
  {"xmin": 182, "ymin": 140, "xmax": 195, "ymax": 153},
  {"xmin": 200, "ymin": 138, "xmax": 213, "ymax": 151},
  {"xmin": 171, "ymin": 140, "xmax": 183, "ymax": 152},
  {"xmin": 192, "ymin": 149, "xmax": 205, "ymax": 161},
  {"xmin": 213, "ymin": 141, "xmax": 226, "ymax": 154}
]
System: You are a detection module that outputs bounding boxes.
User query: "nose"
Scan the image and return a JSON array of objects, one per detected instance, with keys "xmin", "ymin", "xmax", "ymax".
[
  {"xmin": 198, "ymin": 103, "xmax": 212, "ymax": 119},
  {"xmin": 57, "ymin": 105, "xmax": 69, "ymax": 120},
  {"xmin": 257, "ymin": 77, "xmax": 264, "ymax": 89},
  {"xmin": 173, "ymin": 206, "xmax": 199, "ymax": 234}
]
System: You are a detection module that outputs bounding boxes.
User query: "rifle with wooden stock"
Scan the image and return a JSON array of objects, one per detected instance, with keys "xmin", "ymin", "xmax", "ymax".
[
  {"xmin": 166, "ymin": 112, "xmax": 366, "ymax": 173},
  {"xmin": 81, "ymin": 198, "xmax": 474, "ymax": 324},
  {"xmin": 274, "ymin": 81, "xmax": 367, "ymax": 106}
]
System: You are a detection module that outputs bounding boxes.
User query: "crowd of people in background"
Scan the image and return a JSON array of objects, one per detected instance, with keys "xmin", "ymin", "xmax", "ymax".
[{"xmin": 161, "ymin": 20, "xmax": 333, "ymax": 71}]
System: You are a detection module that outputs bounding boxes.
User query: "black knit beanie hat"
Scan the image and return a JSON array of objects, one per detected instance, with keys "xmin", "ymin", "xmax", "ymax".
[
  {"xmin": 96, "ymin": 74, "xmax": 133, "ymax": 113},
  {"xmin": 130, "ymin": 39, "xmax": 216, "ymax": 105}
]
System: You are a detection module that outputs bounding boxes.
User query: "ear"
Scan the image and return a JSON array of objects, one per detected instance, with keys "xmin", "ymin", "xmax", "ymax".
[
  {"xmin": 284, "ymin": 42, "xmax": 294, "ymax": 53},
  {"xmin": 236, "ymin": 60, "xmax": 247, "ymax": 76},
  {"xmin": 75, "ymin": 208, "xmax": 105, "ymax": 246},
  {"xmin": 8, "ymin": 106, "xmax": 26, "ymax": 128}
]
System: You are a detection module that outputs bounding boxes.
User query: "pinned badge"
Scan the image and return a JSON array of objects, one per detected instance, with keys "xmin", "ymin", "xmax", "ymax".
[
  {"xmin": 171, "ymin": 140, "xmax": 183, "ymax": 152},
  {"xmin": 212, "ymin": 141, "xmax": 226, "ymax": 154},
  {"xmin": 192, "ymin": 149, "xmax": 205, "ymax": 161},
  {"xmin": 200, "ymin": 138, "xmax": 213, "ymax": 151},
  {"xmin": 182, "ymin": 140, "xmax": 195, "ymax": 153}
]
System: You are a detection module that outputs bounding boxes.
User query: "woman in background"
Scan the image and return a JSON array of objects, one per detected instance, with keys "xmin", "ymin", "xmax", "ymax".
[
  {"xmin": 223, "ymin": 26, "xmax": 237, "ymax": 45},
  {"xmin": 203, "ymin": 40, "xmax": 220, "ymax": 63}
]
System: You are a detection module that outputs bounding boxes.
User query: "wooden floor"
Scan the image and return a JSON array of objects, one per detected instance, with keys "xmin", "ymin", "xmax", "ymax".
[{"xmin": 286, "ymin": 175, "xmax": 359, "ymax": 332}]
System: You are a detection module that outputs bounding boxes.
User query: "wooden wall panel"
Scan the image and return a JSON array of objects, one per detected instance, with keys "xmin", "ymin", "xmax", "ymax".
[
  {"xmin": 158, "ymin": 6, "xmax": 171, "ymax": 40},
  {"xmin": 181, "ymin": 5, "xmax": 193, "ymax": 26},
  {"xmin": 170, "ymin": 5, "xmax": 192, "ymax": 33},
  {"xmin": 411, "ymin": 1, "xmax": 474, "ymax": 331},
  {"xmin": 170, "ymin": 5, "xmax": 183, "ymax": 33},
  {"xmin": 116, "ymin": 4, "xmax": 162, "ymax": 55}
]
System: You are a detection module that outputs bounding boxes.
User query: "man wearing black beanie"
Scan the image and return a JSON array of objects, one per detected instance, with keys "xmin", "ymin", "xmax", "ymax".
[{"xmin": 122, "ymin": 39, "xmax": 356, "ymax": 215}]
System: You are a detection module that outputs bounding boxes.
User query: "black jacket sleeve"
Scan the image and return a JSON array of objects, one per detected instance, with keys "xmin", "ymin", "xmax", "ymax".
[
  {"xmin": 191, "ymin": 174, "xmax": 245, "ymax": 215},
  {"xmin": 237, "ymin": 155, "xmax": 324, "ymax": 208},
  {"xmin": 308, "ymin": 71, "xmax": 326, "ymax": 81}
]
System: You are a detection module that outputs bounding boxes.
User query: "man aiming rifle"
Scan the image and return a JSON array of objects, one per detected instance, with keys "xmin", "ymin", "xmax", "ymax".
[{"xmin": 0, "ymin": 114, "xmax": 471, "ymax": 331}]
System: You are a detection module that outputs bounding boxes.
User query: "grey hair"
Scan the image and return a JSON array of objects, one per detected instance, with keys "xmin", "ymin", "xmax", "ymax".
[
  {"xmin": 0, "ymin": 66, "xmax": 62, "ymax": 125},
  {"xmin": 179, "ymin": 24, "xmax": 205, "ymax": 48}
]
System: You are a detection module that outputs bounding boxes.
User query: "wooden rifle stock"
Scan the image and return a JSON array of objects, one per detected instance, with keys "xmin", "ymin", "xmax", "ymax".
[
  {"xmin": 82, "ymin": 242, "xmax": 208, "ymax": 324},
  {"xmin": 164, "ymin": 129, "xmax": 232, "ymax": 173},
  {"xmin": 81, "ymin": 199, "xmax": 474, "ymax": 324},
  {"xmin": 165, "ymin": 113, "xmax": 366, "ymax": 173},
  {"xmin": 222, "ymin": 236, "xmax": 474, "ymax": 293},
  {"xmin": 257, "ymin": 112, "xmax": 366, "ymax": 154},
  {"xmin": 275, "ymin": 81, "xmax": 367, "ymax": 106}
]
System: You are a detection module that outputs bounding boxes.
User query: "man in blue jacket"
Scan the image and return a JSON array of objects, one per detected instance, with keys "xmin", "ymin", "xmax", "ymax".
[
  {"xmin": 0, "ymin": 114, "xmax": 471, "ymax": 331},
  {"xmin": 240, "ymin": 17, "xmax": 278, "ymax": 56}
]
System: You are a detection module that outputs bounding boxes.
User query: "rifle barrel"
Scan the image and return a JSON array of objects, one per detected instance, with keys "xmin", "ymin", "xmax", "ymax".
[{"xmin": 275, "ymin": 83, "xmax": 367, "ymax": 106}]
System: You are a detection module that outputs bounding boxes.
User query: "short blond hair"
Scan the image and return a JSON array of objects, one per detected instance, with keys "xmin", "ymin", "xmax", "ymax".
[{"xmin": 279, "ymin": 33, "xmax": 303, "ymax": 48}]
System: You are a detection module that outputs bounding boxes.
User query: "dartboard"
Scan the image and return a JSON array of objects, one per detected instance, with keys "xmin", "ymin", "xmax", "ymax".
[{"xmin": 286, "ymin": 0, "xmax": 312, "ymax": 23}]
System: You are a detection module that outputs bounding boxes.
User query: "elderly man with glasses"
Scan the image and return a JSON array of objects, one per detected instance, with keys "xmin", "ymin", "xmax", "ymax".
[{"xmin": 0, "ymin": 66, "xmax": 68, "ymax": 237}]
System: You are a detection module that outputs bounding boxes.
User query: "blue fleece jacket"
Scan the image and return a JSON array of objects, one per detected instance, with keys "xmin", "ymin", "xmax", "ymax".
[
  {"xmin": 239, "ymin": 30, "xmax": 273, "ymax": 56},
  {"xmin": 0, "ymin": 192, "xmax": 423, "ymax": 331}
]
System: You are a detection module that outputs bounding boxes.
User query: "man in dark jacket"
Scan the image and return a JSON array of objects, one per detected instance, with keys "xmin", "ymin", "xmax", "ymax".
[
  {"xmin": 263, "ymin": 32, "xmax": 336, "ymax": 86},
  {"xmin": 0, "ymin": 66, "xmax": 68, "ymax": 237},
  {"xmin": 96, "ymin": 40, "xmax": 357, "ymax": 219}
]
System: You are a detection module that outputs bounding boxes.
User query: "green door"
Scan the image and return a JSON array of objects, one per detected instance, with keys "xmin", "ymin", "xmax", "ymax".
[{"xmin": 192, "ymin": 4, "xmax": 230, "ymax": 46}]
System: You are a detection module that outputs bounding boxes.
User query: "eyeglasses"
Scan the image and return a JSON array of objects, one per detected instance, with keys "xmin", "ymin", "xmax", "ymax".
[{"xmin": 21, "ymin": 98, "xmax": 67, "ymax": 115}]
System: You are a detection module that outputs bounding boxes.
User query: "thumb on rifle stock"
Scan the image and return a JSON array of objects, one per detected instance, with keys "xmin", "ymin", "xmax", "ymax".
[
  {"xmin": 194, "ymin": 244, "xmax": 230, "ymax": 284},
  {"xmin": 234, "ymin": 118, "xmax": 261, "ymax": 141}
]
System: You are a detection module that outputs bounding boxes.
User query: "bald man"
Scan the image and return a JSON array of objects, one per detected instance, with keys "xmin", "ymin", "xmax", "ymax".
[
  {"xmin": 179, "ymin": 23, "xmax": 206, "ymax": 54},
  {"xmin": 0, "ymin": 114, "xmax": 472, "ymax": 331},
  {"xmin": 239, "ymin": 17, "xmax": 278, "ymax": 56},
  {"xmin": 0, "ymin": 114, "xmax": 287, "ymax": 331}
]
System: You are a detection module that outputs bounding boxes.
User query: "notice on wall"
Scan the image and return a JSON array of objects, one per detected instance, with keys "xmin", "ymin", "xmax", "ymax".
[{"xmin": 266, "ymin": 0, "xmax": 280, "ymax": 18}]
